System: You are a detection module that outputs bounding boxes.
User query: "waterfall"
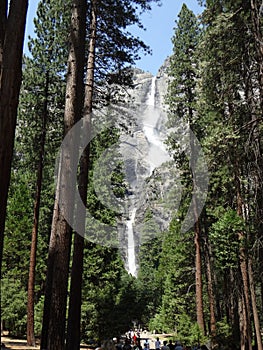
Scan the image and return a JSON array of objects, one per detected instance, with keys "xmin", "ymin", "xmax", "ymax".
[
  {"xmin": 124, "ymin": 76, "xmax": 170, "ymax": 277},
  {"xmin": 143, "ymin": 76, "xmax": 170, "ymax": 172},
  {"xmin": 127, "ymin": 208, "xmax": 137, "ymax": 276},
  {"xmin": 146, "ymin": 76, "xmax": 156, "ymax": 107}
]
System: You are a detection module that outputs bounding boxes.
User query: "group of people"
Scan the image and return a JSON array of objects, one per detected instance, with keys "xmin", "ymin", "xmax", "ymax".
[
  {"xmin": 155, "ymin": 337, "xmax": 209, "ymax": 350},
  {"xmin": 96, "ymin": 335, "xmax": 209, "ymax": 350}
]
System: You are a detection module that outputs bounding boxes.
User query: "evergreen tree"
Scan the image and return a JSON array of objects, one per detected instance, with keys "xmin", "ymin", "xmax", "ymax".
[
  {"xmin": 0, "ymin": 1, "xmax": 28, "ymax": 341},
  {"xmin": 165, "ymin": 3, "xmax": 205, "ymax": 333},
  {"xmin": 18, "ymin": 0, "xmax": 71, "ymax": 345},
  {"xmin": 40, "ymin": 0, "xmax": 86, "ymax": 348},
  {"xmin": 199, "ymin": 1, "xmax": 263, "ymax": 348}
]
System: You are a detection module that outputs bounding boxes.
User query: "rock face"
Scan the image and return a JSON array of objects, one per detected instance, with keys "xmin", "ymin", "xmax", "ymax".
[{"xmin": 116, "ymin": 58, "xmax": 179, "ymax": 275}]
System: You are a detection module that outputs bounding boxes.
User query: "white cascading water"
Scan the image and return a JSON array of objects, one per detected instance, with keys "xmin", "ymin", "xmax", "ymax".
[
  {"xmin": 143, "ymin": 76, "xmax": 170, "ymax": 172},
  {"xmin": 126, "ymin": 76, "xmax": 170, "ymax": 276},
  {"xmin": 127, "ymin": 207, "xmax": 137, "ymax": 276}
]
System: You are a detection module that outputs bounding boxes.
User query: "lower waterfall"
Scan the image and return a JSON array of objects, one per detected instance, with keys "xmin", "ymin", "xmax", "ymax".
[{"xmin": 126, "ymin": 208, "xmax": 137, "ymax": 277}]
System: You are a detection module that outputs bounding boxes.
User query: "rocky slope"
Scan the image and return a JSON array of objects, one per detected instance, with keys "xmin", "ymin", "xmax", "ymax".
[{"xmin": 114, "ymin": 58, "xmax": 180, "ymax": 274}]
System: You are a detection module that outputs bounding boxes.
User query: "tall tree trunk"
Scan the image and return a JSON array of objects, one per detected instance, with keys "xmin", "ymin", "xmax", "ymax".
[
  {"xmin": 194, "ymin": 218, "xmax": 205, "ymax": 332},
  {"xmin": 191, "ymin": 158, "xmax": 205, "ymax": 332},
  {"xmin": 187, "ymin": 75, "xmax": 205, "ymax": 333},
  {"xmin": 0, "ymin": 0, "xmax": 7, "ymax": 72},
  {"xmin": 26, "ymin": 72, "xmax": 49, "ymax": 347},
  {"xmin": 40, "ymin": 0, "xmax": 86, "ymax": 349},
  {"xmin": 248, "ymin": 258, "xmax": 263, "ymax": 350},
  {"xmin": 66, "ymin": 1, "xmax": 97, "ymax": 348},
  {"xmin": 203, "ymin": 230, "xmax": 216, "ymax": 343},
  {"xmin": 235, "ymin": 168, "xmax": 252, "ymax": 350},
  {"xmin": 250, "ymin": 0, "xmax": 263, "ymax": 109},
  {"xmin": 0, "ymin": 0, "xmax": 28, "ymax": 345},
  {"xmin": 239, "ymin": 292, "xmax": 247, "ymax": 350}
]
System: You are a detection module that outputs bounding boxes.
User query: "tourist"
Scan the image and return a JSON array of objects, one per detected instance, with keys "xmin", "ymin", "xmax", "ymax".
[
  {"xmin": 161, "ymin": 340, "xmax": 170, "ymax": 350},
  {"xmin": 123, "ymin": 338, "xmax": 132, "ymax": 350},
  {"xmin": 102, "ymin": 340, "xmax": 116, "ymax": 350},
  {"xmin": 143, "ymin": 342, "xmax": 148, "ymax": 350},
  {"xmin": 155, "ymin": 337, "xmax": 161, "ymax": 350},
  {"xmin": 168, "ymin": 340, "xmax": 175, "ymax": 350},
  {"xmin": 116, "ymin": 337, "xmax": 123, "ymax": 350},
  {"xmin": 133, "ymin": 339, "xmax": 143, "ymax": 350},
  {"xmin": 174, "ymin": 341, "xmax": 183, "ymax": 350}
]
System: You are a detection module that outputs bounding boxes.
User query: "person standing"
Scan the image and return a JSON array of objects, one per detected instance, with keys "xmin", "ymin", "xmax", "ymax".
[
  {"xmin": 174, "ymin": 341, "xmax": 183, "ymax": 350},
  {"xmin": 133, "ymin": 339, "xmax": 142, "ymax": 350},
  {"xmin": 123, "ymin": 339, "xmax": 132, "ymax": 350},
  {"xmin": 155, "ymin": 337, "xmax": 161, "ymax": 350},
  {"xmin": 168, "ymin": 340, "xmax": 175, "ymax": 350},
  {"xmin": 161, "ymin": 340, "xmax": 170, "ymax": 350}
]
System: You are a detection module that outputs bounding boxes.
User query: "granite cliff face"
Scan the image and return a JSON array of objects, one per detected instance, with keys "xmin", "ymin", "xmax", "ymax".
[{"xmin": 115, "ymin": 58, "xmax": 180, "ymax": 275}]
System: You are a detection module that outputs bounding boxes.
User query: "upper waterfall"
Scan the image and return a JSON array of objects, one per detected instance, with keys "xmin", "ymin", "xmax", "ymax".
[
  {"xmin": 146, "ymin": 76, "xmax": 156, "ymax": 107},
  {"xmin": 122, "ymin": 73, "xmax": 172, "ymax": 276}
]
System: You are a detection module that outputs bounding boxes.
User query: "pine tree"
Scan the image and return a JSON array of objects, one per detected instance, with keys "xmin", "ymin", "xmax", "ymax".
[
  {"xmin": 17, "ymin": 0, "xmax": 71, "ymax": 345},
  {"xmin": 199, "ymin": 1, "xmax": 263, "ymax": 348},
  {"xmin": 40, "ymin": 0, "xmax": 86, "ymax": 348},
  {"xmin": 0, "ymin": 2, "xmax": 28, "ymax": 341},
  {"xmin": 166, "ymin": 3, "xmax": 205, "ymax": 333}
]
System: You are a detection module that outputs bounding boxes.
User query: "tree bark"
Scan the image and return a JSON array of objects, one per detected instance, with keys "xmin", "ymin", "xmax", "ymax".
[
  {"xmin": 0, "ymin": 0, "xmax": 7, "ymax": 72},
  {"xmin": 26, "ymin": 72, "xmax": 49, "ymax": 347},
  {"xmin": 0, "ymin": 0, "xmax": 28, "ymax": 345},
  {"xmin": 40, "ymin": 1, "xmax": 86, "ymax": 349},
  {"xmin": 203, "ymin": 231, "xmax": 216, "ymax": 343},
  {"xmin": 66, "ymin": 1, "xmax": 97, "ymax": 348},
  {"xmin": 248, "ymin": 258, "xmax": 263, "ymax": 350},
  {"xmin": 235, "ymin": 169, "xmax": 252, "ymax": 350},
  {"xmin": 250, "ymin": 0, "xmax": 263, "ymax": 109}
]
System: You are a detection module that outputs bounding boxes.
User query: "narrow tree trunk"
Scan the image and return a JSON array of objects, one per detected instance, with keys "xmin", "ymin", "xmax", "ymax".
[
  {"xmin": 0, "ymin": 0, "xmax": 7, "ymax": 72},
  {"xmin": 40, "ymin": 1, "xmax": 86, "ymax": 349},
  {"xmin": 194, "ymin": 219, "xmax": 205, "ymax": 332},
  {"xmin": 203, "ymin": 232, "xmax": 216, "ymax": 343},
  {"xmin": 248, "ymin": 258, "xmax": 263, "ymax": 350},
  {"xmin": 250, "ymin": 0, "xmax": 263, "ymax": 109},
  {"xmin": 239, "ymin": 292, "xmax": 247, "ymax": 350},
  {"xmin": 66, "ymin": 1, "xmax": 97, "ymax": 348},
  {"xmin": 26, "ymin": 72, "xmax": 49, "ymax": 347},
  {"xmin": 187, "ymin": 79, "xmax": 205, "ymax": 333},
  {"xmin": 235, "ymin": 169, "xmax": 252, "ymax": 350},
  {"xmin": 0, "ymin": 0, "xmax": 28, "ymax": 345}
]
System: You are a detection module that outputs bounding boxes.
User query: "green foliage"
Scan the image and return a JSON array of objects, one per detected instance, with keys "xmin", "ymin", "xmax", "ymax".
[
  {"xmin": 81, "ymin": 243, "xmax": 135, "ymax": 341},
  {"xmin": 1, "ymin": 277, "xmax": 27, "ymax": 337},
  {"xmin": 210, "ymin": 209, "xmax": 244, "ymax": 269},
  {"xmin": 176, "ymin": 314, "xmax": 207, "ymax": 345},
  {"xmin": 166, "ymin": 4, "xmax": 200, "ymax": 125},
  {"xmin": 3, "ymin": 172, "xmax": 33, "ymax": 282},
  {"xmin": 214, "ymin": 317, "xmax": 239, "ymax": 349},
  {"xmin": 145, "ymin": 215, "xmax": 196, "ymax": 334}
]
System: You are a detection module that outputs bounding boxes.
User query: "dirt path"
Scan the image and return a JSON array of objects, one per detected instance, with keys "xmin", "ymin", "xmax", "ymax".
[
  {"xmin": 1, "ymin": 336, "xmax": 92, "ymax": 350},
  {"xmin": 1, "ymin": 332, "xmax": 168, "ymax": 350},
  {"xmin": 1, "ymin": 336, "xmax": 39, "ymax": 350}
]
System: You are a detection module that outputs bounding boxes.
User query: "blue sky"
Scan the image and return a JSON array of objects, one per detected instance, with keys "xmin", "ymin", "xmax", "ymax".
[{"xmin": 24, "ymin": 0, "xmax": 203, "ymax": 76}]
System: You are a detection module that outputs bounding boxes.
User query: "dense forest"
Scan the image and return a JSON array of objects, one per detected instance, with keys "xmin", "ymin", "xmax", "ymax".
[{"xmin": 0, "ymin": 0, "xmax": 263, "ymax": 350}]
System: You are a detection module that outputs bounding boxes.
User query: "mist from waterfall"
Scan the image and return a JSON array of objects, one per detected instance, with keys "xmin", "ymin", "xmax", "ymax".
[{"xmin": 125, "ymin": 76, "xmax": 171, "ymax": 277}]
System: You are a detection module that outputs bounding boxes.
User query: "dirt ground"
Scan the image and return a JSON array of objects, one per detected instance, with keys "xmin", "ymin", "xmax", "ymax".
[
  {"xmin": 1, "ymin": 335, "xmax": 93, "ymax": 350},
  {"xmin": 1, "ymin": 331, "xmax": 163, "ymax": 350},
  {"xmin": 1, "ymin": 335, "xmax": 40, "ymax": 350}
]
